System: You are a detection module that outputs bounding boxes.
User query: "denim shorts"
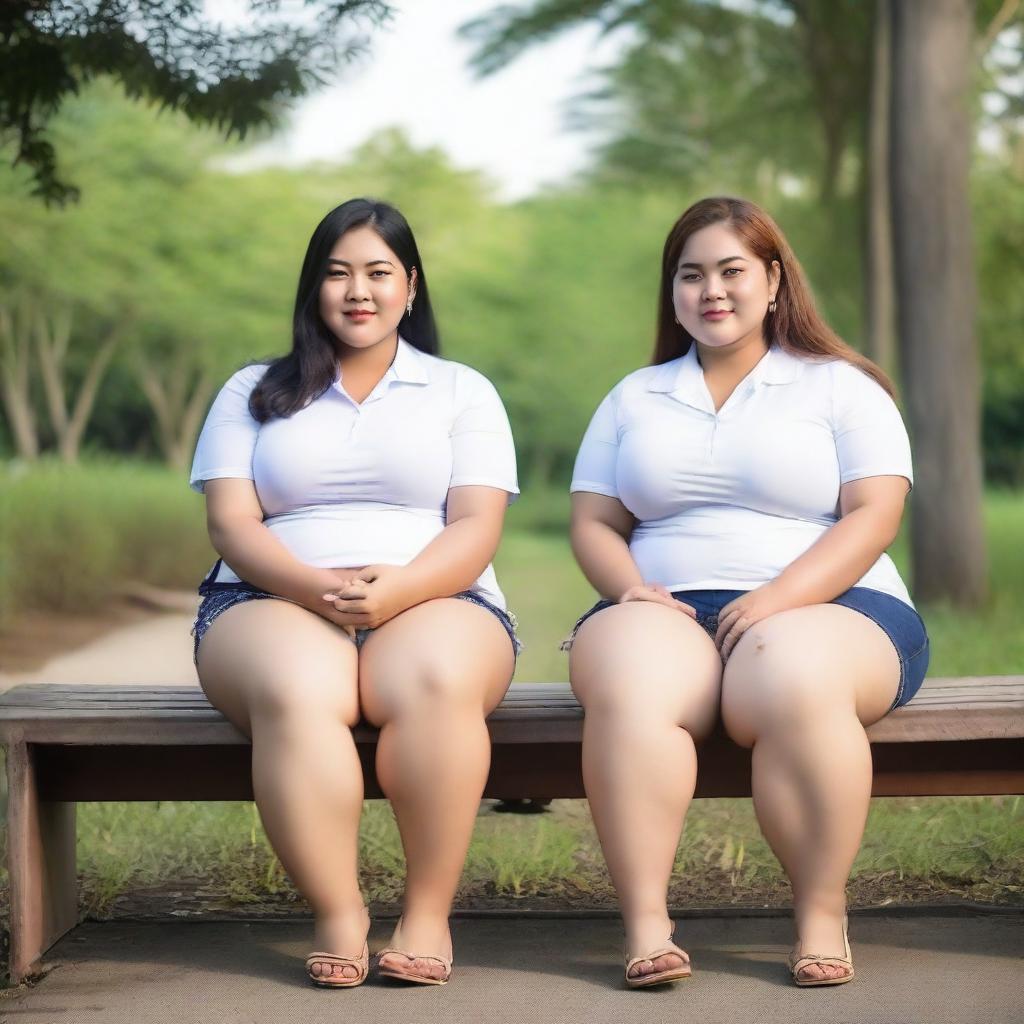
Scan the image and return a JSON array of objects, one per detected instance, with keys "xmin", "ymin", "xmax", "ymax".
[
  {"xmin": 562, "ymin": 586, "xmax": 929, "ymax": 710},
  {"xmin": 191, "ymin": 568, "xmax": 522, "ymax": 665}
]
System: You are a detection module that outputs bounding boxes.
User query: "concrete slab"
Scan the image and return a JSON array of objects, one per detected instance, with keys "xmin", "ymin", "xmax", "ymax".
[{"xmin": 1, "ymin": 912, "xmax": 1021, "ymax": 1023}]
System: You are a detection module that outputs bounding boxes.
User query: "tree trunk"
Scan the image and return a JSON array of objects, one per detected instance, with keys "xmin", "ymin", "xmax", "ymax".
[
  {"xmin": 35, "ymin": 309, "xmax": 120, "ymax": 463},
  {"xmin": 135, "ymin": 349, "xmax": 215, "ymax": 470},
  {"xmin": 889, "ymin": 0, "xmax": 987, "ymax": 606},
  {"xmin": 0, "ymin": 304, "xmax": 40, "ymax": 460},
  {"xmin": 864, "ymin": 0, "xmax": 895, "ymax": 376}
]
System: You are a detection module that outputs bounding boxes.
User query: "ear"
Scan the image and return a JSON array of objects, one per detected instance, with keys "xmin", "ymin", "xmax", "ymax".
[
  {"xmin": 768, "ymin": 259, "xmax": 781, "ymax": 301},
  {"xmin": 408, "ymin": 265, "xmax": 418, "ymax": 300}
]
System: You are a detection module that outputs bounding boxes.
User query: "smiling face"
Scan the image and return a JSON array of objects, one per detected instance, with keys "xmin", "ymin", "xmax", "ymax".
[
  {"xmin": 673, "ymin": 221, "xmax": 780, "ymax": 353},
  {"xmin": 318, "ymin": 224, "xmax": 417, "ymax": 354}
]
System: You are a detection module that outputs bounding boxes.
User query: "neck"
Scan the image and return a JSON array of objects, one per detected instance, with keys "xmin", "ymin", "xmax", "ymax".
[
  {"xmin": 336, "ymin": 332, "xmax": 400, "ymax": 376},
  {"xmin": 695, "ymin": 332, "xmax": 768, "ymax": 380}
]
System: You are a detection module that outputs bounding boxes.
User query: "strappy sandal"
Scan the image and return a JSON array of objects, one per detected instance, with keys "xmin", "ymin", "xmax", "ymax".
[
  {"xmin": 624, "ymin": 929, "xmax": 692, "ymax": 989},
  {"xmin": 305, "ymin": 944, "xmax": 370, "ymax": 988},
  {"xmin": 376, "ymin": 946, "xmax": 453, "ymax": 986},
  {"xmin": 789, "ymin": 914, "xmax": 855, "ymax": 988}
]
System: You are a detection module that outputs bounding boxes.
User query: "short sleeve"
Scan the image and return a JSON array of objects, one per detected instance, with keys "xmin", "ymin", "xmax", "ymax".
[
  {"xmin": 189, "ymin": 365, "xmax": 266, "ymax": 493},
  {"xmin": 449, "ymin": 368, "xmax": 519, "ymax": 502},
  {"xmin": 831, "ymin": 361, "xmax": 913, "ymax": 488},
  {"xmin": 570, "ymin": 386, "xmax": 621, "ymax": 498}
]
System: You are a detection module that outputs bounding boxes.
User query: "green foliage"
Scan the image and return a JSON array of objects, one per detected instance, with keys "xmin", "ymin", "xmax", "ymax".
[
  {"xmin": 0, "ymin": 0, "xmax": 392, "ymax": 204},
  {"xmin": 0, "ymin": 457, "xmax": 211, "ymax": 624}
]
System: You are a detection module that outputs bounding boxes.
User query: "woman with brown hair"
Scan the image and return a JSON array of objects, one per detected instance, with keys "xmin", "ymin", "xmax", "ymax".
[{"xmin": 563, "ymin": 196, "xmax": 928, "ymax": 988}]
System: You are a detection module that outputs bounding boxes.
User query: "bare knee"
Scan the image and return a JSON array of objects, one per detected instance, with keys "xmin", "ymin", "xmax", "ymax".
[
  {"xmin": 251, "ymin": 671, "xmax": 361, "ymax": 731},
  {"xmin": 363, "ymin": 660, "xmax": 485, "ymax": 727},
  {"xmin": 720, "ymin": 626, "xmax": 853, "ymax": 747}
]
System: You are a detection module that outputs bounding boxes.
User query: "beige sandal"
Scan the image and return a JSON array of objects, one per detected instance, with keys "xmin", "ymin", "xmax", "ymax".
[
  {"xmin": 305, "ymin": 944, "xmax": 369, "ymax": 988},
  {"xmin": 789, "ymin": 915, "xmax": 855, "ymax": 987},
  {"xmin": 625, "ymin": 929, "xmax": 692, "ymax": 989},
  {"xmin": 376, "ymin": 946, "xmax": 453, "ymax": 986}
]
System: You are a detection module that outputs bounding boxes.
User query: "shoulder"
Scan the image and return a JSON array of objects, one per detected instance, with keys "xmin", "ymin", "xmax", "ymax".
[
  {"xmin": 822, "ymin": 357, "xmax": 895, "ymax": 402},
  {"xmin": 603, "ymin": 361, "xmax": 679, "ymax": 408},
  {"xmin": 426, "ymin": 353, "xmax": 504, "ymax": 400},
  {"xmin": 220, "ymin": 361, "xmax": 270, "ymax": 396}
]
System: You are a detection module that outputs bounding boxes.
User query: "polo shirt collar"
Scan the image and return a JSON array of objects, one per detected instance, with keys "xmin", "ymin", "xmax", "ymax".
[
  {"xmin": 648, "ymin": 342, "xmax": 805, "ymax": 411},
  {"xmin": 389, "ymin": 336, "xmax": 431, "ymax": 385}
]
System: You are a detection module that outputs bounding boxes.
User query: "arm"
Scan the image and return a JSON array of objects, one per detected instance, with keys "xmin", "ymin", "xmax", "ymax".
[
  {"xmin": 570, "ymin": 491, "xmax": 696, "ymax": 615},
  {"xmin": 204, "ymin": 478, "xmax": 360, "ymax": 624},
  {"xmin": 324, "ymin": 484, "xmax": 509, "ymax": 628},
  {"xmin": 716, "ymin": 475, "xmax": 909, "ymax": 659}
]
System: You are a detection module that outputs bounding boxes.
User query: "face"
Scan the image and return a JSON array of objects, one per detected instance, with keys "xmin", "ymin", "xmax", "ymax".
[
  {"xmin": 672, "ymin": 222, "xmax": 780, "ymax": 352},
  {"xmin": 318, "ymin": 225, "xmax": 416, "ymax": 353}
]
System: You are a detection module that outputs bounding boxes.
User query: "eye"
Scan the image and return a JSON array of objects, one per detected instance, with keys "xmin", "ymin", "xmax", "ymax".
[
  {"xmin": 679, "ymin": 272, "xmax": 700, "ymax": 282},
  {"xmin": 723, "ymin": 267, "xmax": 742, "ymax": 277},
  {"xmin": 370, "ymin": 270, "xmax": 391, "ymax": 277},
  {"xmin": 326, "ymin": 270, "xmax": 346, "ymax": 278}
]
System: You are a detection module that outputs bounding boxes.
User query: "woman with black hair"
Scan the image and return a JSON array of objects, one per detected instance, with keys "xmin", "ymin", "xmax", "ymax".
[{"xmin": 189, "ymin": 199, "xmax": 520, "ymax": 988}]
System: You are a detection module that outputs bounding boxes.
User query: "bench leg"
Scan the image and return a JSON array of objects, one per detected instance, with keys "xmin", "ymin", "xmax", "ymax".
[{"xmin": 6, "ymin": 742, "xmax": 77, "ymax": 984}]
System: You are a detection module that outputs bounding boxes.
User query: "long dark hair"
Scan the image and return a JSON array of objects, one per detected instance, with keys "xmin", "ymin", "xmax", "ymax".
[
  {"xmin": 653, "ymin": 196, "xmax": 895, "ymax": 397},
  {"xmin": 249, "ymin": 198, "xmax": 440, "ymax": 421}
]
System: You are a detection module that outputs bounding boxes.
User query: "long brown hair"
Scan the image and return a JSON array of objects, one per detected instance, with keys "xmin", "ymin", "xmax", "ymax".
[{"xmin": 653, "ymin": 197, "xmax": 895, "ymax": 397}]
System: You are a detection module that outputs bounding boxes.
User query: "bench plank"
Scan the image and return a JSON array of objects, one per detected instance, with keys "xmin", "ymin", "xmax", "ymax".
[{"xmin": 1, "ymin": 677, "xmax": 1022, "ymax": 745}]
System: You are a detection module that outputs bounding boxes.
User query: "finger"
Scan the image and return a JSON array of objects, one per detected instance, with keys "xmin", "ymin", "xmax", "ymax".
[
  {"xmin": 676, "ymin": 601, "xmax": 698, "ymax": 619},
  {"xmin": 356, "ymin": 566, "xmax": 380, "ymax": 583},
  {"xmin": 715, "ymin": 608, "xmax": 742, "ymax": 648},
  {"xmin": 721, "ymin": 617, "xmax": 749, "ymax": 662}
]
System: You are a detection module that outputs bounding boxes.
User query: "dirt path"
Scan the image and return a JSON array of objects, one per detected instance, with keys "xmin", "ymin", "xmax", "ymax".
[{"xmin": 0, "ymin": 602, "xmax": 200, "ymax": 691}]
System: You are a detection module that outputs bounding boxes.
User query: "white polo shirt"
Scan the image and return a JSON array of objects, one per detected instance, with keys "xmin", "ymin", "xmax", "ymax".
[
  {"xmin": 190, "ymin": 338, "xmax": 519, "ymax": 609},
  {"xmin": 570, "ymin": 343, "xmax": 914, "ymax": 606}
]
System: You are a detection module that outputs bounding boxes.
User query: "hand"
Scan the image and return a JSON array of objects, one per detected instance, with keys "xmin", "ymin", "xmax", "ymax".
[
  {"xmin": 618, "ymin": 582, "xmax": 697, "ymax": 619},
  {"xmin": 322, "ymin": 564, "xmax": 413, "ymax": 630},
  {"xmin": 299, "ymin": 568, "xmax": 364, "ymax": 638},
  {"xmin": 715, "ymin": 582, "xmax": 793, "ymax": 663}
]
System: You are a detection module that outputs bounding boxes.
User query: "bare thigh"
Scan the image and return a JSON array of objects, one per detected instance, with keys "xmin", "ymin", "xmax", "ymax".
[
  {"xmin": 357, "ymin": 598, "xmax": 515, "ymax": 725},
  {"xmin": 720, "ymin": 604, "xmax": 901, "ymax": 748},
  {"xmin": 196, "ymin": 599, "xmax": 360, "ymax": 736},
  {"xmin": 569, "ymin": 602, "xmax": 722, "ymax": 738}
]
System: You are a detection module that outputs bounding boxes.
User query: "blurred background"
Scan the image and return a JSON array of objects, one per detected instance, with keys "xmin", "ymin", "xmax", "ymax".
[{"xmin": 0, "ymin": 0, "xmax": 1021, "ymax": 921}]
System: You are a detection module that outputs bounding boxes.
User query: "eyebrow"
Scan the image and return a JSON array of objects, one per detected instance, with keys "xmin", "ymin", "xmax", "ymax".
[
  {"xmin": 326, "ymin": 258, "xmax": 395, "ymax": 267},
  {"xmin": 678, "ymin": 256, "xmax": 748, "ymax": 270}
]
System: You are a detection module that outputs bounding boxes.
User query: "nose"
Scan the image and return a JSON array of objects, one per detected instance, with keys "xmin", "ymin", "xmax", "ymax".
[
  {"xmin": 701, "ymin": 274, "xmax": 726, "ymax": 302},
  {"xmin": 344, "ymin": 274, "xmax": 370, "ymax": 302}
]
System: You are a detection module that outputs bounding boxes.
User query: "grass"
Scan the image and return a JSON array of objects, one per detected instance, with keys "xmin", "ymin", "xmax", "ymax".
[{"xmin": 0, "ymin": 461, "xmax": 1022, "ymax": 921}]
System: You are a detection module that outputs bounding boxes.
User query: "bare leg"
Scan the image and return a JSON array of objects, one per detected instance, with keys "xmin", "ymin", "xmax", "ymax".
[
  {"xmin": 197, "ymin": 599, "xmax": 368, "ymax": 981},
  {"xmin": 359, "ymin": 598, "xmax": 515, "ymax": 981},
  {"xmin": 721, "ymin": 604, "xmax": 899, "ymax": 983},
  {"xmin": 569, "ymin": 603, "xmax": 722, "ymax": 981}
]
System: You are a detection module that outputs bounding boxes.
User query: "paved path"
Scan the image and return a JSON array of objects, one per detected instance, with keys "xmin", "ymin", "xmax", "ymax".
[
  {"xmin": 1, "ymin": 912, "xmax": 1021, "ymax": 1023},
  {"xmin": 0, "ymin": 608, "xmax": 199, "ymax": 691}
]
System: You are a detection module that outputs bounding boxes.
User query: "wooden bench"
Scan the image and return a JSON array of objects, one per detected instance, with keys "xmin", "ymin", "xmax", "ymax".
[{"xmin": 2, "ymin": 676, "xmax": 1022, "ymax": 984}]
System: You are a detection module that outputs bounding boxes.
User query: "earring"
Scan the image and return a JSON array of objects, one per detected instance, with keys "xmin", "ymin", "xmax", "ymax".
[
  {"xmin": 768, "ymin": 299, "xmax": 777, "ymax": 314},
  {"xmin": 406, "ymin": 296, "xmax": 414, "ymax": 317}
]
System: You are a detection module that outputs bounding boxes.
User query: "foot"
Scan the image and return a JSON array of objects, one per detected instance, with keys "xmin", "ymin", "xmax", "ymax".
[
  {"xmin": 377, "ymin": 916, "xmax": 453, "ymax": 983},
  {"xmin": 790, "ymin": 914, "xmax": 853, "ymax": 986},
  {"xmin": 308, "ymin": 906, "xmax": 370, "ymax": 983},
  {"xmin": 624, "ymin": 916, "xmax": 691, "ymax": 984}
]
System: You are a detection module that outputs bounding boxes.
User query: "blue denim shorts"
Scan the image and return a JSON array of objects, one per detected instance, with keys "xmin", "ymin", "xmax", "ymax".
[
  {"xmin": 562, "ymin": 586, "xmax": 929, "ymax": 710},
  {"xmin": 191, "ymin": 571, "xmax": 522, "ymax": 666}
]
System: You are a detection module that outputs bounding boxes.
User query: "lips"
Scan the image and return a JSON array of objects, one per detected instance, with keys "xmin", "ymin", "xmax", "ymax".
[
  {"xmin": 343, "ymin": 310, "xmax": 375, "ymax": 321},
  {"xmin": 702, "ymin": 309, "xmax": 733, "ymax": 321}
]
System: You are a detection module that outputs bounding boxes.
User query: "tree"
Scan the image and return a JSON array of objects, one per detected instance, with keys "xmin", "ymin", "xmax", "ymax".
[
  {"xmin": 0, "ymin": 0, "xmax": 391, "ymax": 204},
  {"xmin": 890, "ymin": 0, "xmax": 988, "ymax": 607}
]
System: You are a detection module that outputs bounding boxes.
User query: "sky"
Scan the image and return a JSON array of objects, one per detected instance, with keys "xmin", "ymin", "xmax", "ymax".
[{"xmin": 215, "ymin": 1, "xmax": 627, "ymax": 201}]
